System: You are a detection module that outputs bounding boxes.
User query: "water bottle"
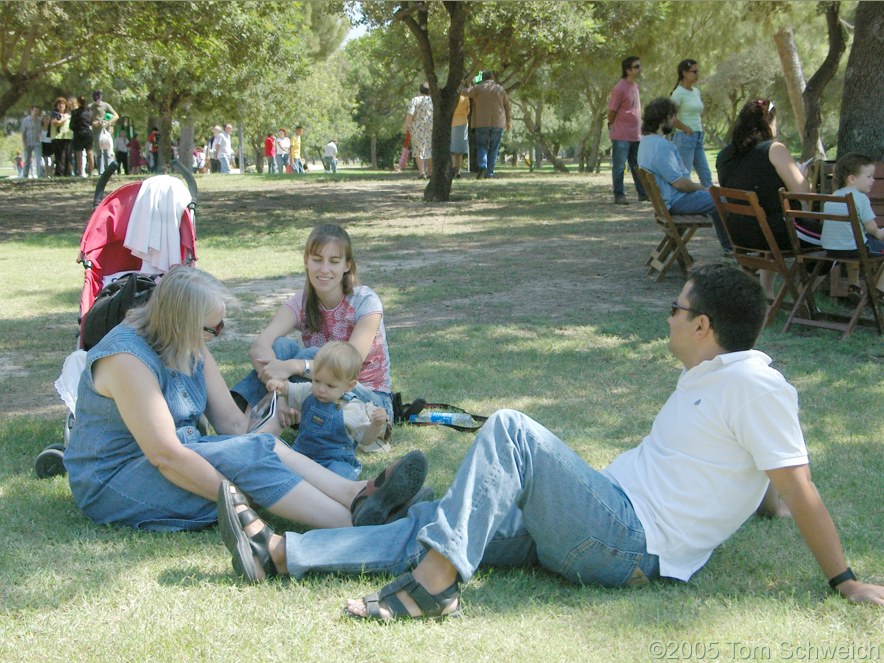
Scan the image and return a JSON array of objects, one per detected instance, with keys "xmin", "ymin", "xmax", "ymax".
[{"xmin": 408, "ymin": 411, "xmax": 477, "ymax": 427}]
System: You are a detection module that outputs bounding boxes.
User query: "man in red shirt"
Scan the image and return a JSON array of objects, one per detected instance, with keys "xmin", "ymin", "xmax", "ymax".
[
  {"xmin": 607, "ymin": 56, "xmax": 648, "ymax": 205},
  {"xmin": 264, "ymin": 132, "xmax": 276, "ymax": 174}
]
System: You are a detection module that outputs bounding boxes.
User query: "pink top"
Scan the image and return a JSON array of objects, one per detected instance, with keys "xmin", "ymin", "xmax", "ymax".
[
  {"xmin": 283, "ymin": 285, "xmax": 391, "ymax": 393},
  {"xmin": 608, "ymin": 79, "xmax": 641, "ymax": 142}
]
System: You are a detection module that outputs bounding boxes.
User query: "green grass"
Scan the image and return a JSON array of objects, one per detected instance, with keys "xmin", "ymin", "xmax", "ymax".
[{"xmin": 0, "ymin": 171, "xmax": 881, "ymax": 661}]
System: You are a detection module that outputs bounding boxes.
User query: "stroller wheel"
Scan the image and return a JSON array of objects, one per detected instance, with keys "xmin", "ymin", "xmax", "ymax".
[{"xmin": 35, "ymin": 445, "xmax": 66, "ymax": 479}]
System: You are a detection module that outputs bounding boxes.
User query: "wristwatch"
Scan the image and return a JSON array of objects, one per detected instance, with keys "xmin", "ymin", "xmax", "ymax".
[
  {"xmin": 828, "ymin": 567, "xmax": 856, "ymax": 590},
  {"xmin": 303, "ymin": 359, "xmax": 312, "ymax": 378}
]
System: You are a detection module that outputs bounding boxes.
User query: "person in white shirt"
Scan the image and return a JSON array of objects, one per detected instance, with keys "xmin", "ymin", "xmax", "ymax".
[
  {"xmin": 214, "ymin": 124, "xmax": 234, "ymax": 174},
  {"xmin": 217, "ymin": 264, "xmax": 884, "ymax": 621},
  {"xmin": 323, "ymin": 139, "xmax": 338, "ymax": 174}
]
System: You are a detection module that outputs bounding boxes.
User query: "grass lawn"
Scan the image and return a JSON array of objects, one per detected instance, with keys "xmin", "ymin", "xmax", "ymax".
[{"xmin": 0, "ymin": 168, "xmax": 881, "ymax": 661}]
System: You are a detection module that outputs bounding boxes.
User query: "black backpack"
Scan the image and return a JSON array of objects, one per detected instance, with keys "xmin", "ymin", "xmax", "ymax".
[
  {"xmin": 392, "ymin": 394, "xmax": 488, "ymax": 432},
  {"xmin": 81, "ymin": 273, "xmax": 158, "ymax": 350}
]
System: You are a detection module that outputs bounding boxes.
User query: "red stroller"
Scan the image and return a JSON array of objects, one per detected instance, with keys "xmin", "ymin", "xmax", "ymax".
[{"xmin": 36, "ymin": 160, "xmax": 199, "ymax": 478}]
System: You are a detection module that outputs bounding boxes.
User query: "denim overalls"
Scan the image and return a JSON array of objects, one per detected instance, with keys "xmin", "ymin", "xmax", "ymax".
[{"xmin": 294, "ymin": 392, "xmax": 361, "ymax": 480}]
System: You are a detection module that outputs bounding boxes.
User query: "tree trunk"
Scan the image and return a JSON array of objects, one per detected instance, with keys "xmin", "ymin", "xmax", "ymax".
[
  {"xmin": 370, "ymin": 134, "xmax": 377, "ymax": 169},
  {"xmin": 519, "ymin": 100, "xmax": 568, "ymax": 173},
  {"xmin": 587, "ymin": 111, "xmax": 605, "ymax": 173},
  {"xmin": 774, "ymin": 27, "xmax": 808, "ymax": 137},
  {"xmin": 837, "ymin": 1, "xmax": 884, "ymax": 160},
  {"xmin": 396, "ymin": 1, "xmax": 467, "ymax": 201},
  {"xmin": 801, "ymin": 2, "xmax": 846, "ymax": 160}
]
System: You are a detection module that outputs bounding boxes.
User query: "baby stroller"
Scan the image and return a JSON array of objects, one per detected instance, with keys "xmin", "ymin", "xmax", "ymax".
[{"xmin": 35, "ymin": 160, "xmax": 198, "ymax": 478}]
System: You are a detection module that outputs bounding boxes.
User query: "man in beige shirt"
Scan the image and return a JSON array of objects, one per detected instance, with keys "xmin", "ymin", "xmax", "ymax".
[{"xmin": 463, "ymin": 71, "xmax": 511, "ymax": 179}]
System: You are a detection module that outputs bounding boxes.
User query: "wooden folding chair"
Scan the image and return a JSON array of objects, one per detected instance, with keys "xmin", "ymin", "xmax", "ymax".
[
  {"xmin": 780, "ymin": 189, "xmax": 884, "ymax": 338},
  {"xmin": 709, "ymin": 186, "xmax": 809, "ymax": 327},
  {"xmin": 637, "ymin": 167, "xmax": 711, "ymax": 282}
]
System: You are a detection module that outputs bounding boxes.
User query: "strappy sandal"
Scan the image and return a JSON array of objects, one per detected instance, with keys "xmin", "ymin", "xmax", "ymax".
[
  {"xmin": 350, "ymin": 450, "xmax": 427, "ymax": 527},
  {"xmin": 348, "ymin": 571, "xmax": 460, "ymax": 621},
  {"xmin": 217, "ymin": 480, "xmax": 279, "ymax": 583}
]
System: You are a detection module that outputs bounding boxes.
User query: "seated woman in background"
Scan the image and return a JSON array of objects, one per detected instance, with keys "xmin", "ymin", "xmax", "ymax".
[
  {"xmin": 64, "ymin": 267, "xmax": 426, "ymax": 536},
  {"xmin": 716, "ymin": 99, "xmax": 820, "ymax": 297}
]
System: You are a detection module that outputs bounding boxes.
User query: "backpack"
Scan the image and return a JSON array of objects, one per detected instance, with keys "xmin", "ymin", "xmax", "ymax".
[{"xmin": 81, "ymin": 273, "xmax": 158, "ymax": 350}]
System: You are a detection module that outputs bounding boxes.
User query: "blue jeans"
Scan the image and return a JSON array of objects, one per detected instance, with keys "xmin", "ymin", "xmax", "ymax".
[
  {"xmin": 275, "ymin": 153, "xmax": 289, "ymax": 173},
  {"xmin": 672, "ymin": 131, "xmax": 712, "ymax": 188},
  {"xmin": 291, "ymin": 157, "xmax": 304, "ymax": 174},
  {"xmin": 219, "ymin": 154, "xmax": 231, "ymax": 174},
  {"xmin": 231, "ymin": 337, "xmax": 393, "ymax": 422},
  {"xmin": 323, "ymin": 156, "xmax": 337, "ymax": 173},
  {"xmin": 23, "ymin": 144, "xmax": 43, "ymax": 178},
  {"xmin": 285, "ymin": 410, "xmax": 659, "ymax": 587},
  {"xmin": 669, "ymin": 190, "xmax": 732, "ymax": 251},
  {"xmin": 474, "ymin": 127, "xmax": 503, "ymax": 176},
  {"xmin": 611, "ymin": 140, "xmax": 646, "ymax": 199}
]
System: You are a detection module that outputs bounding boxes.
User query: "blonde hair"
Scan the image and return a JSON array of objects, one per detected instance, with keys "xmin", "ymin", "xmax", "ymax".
[
  {"xmin": 313, "ymin": 341, "xmax": 362, "ymax": 383},
  {"xmin": 126, "ymin": 267, "xmax": 228, "ymax": 374}
]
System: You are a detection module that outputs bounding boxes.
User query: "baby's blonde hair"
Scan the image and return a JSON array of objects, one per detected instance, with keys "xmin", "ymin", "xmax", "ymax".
[{"xmin": 313, "ymin": 341, "xmax": 362, "ymax": 383}]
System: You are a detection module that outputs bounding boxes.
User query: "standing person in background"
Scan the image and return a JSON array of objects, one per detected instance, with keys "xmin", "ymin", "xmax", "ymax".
[
  {"xmin": 128, "ymin": 133, "xmax": 145, "ymax": 174},
  {"xmin": 404, "ymin": 83, "xmax": 434, "ymax": 180},
  {"xmin": 215, "ymin": 124, "xmax": 234, "ymax": 174},
  {"xmin": 607, "ymin": 56, "xmax": 647, "ymax": 205},
  {"xmin": 41, "ymin": 114, "xmax": 54, "ymax": 176},
  {"xmin": 89, "ymin": 90, "xmax": 118, "ymax": 175},
  {"xmin": 264, "ymin": 132, "xmax": 276, "ymax": 174},
  {"xmin": 450, "ymin": 93, "xmax": 470, "ymax": 179},
  {"xmin": 147, "ymin": 127, "xmax": 160, "ymax": 173},
  {"xmin": 671, "ymin": 59, "xmax": 713, "ymax": 188},
  {"xmin": 274, "ymin": 128, "xmax": 290, "ymax": 175},
  {"xmin": 114, "ymin": 129, "xmax": 130, "ymax": 174},
  {"xmin": 291, "ymin": 126, "xmax": 305, "ymax": 174},
  {"xmin": 70, "ymin": 96, "xmax": 93, "ymax": 177},
  {"xmin": 20, "ymin": 106, "xmax": 44, "ymax": 178},
  {"xmin": 323, "ymin": 139, "xmax": 338, "ymax": 174},
  {"xmin": 50, "ymin": 97, "xmax": 73, "ymax": 178},
  {"xmin": 463, "ymin": 71, "xmax": 510, "ymax": 179}
]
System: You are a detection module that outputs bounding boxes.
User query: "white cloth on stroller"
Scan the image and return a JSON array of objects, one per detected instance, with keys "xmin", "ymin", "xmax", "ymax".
[
  {"xmin": 124, "ymin": 175, "xmax": 192, "ymax": 273},
  {"xmin": 55, "ymin": 349, "xmax": 87, "ymax": 415}
]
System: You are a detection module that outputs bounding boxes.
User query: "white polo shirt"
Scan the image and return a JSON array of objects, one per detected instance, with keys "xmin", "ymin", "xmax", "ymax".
[{"xmin": 604, "ymin": 350, "xmax": 808, "ymax": 581}]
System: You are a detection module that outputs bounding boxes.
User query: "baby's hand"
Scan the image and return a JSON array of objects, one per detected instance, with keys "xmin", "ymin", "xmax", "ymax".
[
  {"xmin": 265, "ymin": 378, "xmax": 287, "ymax": 394},
  {"xmin": 369, "ymin": 407, "xmax": 388, "ymax": 426}
]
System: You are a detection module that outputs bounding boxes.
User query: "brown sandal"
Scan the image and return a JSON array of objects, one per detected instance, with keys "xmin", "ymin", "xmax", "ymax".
[
  {"xmin": 348, "ymin": 571, "xmax": 460, "ymax": 621},
  {"xmin": 350, "ymin": 450, "xmax": 427, "ymax": 526}
]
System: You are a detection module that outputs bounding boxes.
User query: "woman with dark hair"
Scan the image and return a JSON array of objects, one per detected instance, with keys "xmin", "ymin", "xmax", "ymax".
[
  {"xmin": 64, "ymin": 267, "xmax": 425, "ymax": 535},
  {"xmin": 69, "ymin": 95, "xmax": 94, "ymax": 177},
  {"xmin": 716, "ymin": 98, "xmax": 819, "ymax": 297},
  {"xmin": 231, "ymin": 224, "xmax": 393, "ymax": 426},
  {"xmin": 670, "ymin": 59, "xmax": 712, "ymax": 187},
  {"xmin": 404, "ymin": 82, "xmax": 433, "ymax": 179}
]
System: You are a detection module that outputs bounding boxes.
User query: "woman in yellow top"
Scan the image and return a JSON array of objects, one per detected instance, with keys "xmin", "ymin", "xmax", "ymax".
[{"xmin": 450, "ymin": 94, "xmax": 470, "ymax": 178}]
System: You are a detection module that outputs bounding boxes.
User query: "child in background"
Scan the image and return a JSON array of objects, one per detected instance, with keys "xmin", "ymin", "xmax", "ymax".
[
  {"xmin": 820, "ymin": 153, "xmax": 884, "ymax": 302},
  {"xmin": 266, "ymin": 341, "xmax": 391, "ymax": 481}
]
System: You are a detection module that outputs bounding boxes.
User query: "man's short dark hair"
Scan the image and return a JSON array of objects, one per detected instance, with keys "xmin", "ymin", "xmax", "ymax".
[
  {"xmin": 92, "ymin": 90, "xmax": 102, "ymax": 99},
  {"xmin": 621, "ymin": 56, "xmax": 640, "ymax": 78},
  {"xmin": 642, "ymin": 97, "xmax": 677, "ymax": 135},
  {"xmin": 481, "ymin": 70, "xmax": 494, "ymax": 81},
  {"xmin": 686, "ymin": 264, "xmax": 766, "ymax": 352}
]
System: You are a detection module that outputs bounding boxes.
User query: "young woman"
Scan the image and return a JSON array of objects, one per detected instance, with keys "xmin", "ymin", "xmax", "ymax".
[
  {"xmin": 64, "ymin": 267, "xmax": 423, "ymax": 534},
  {"xmin": 716, "ymin": 98, "xmax": 818, "ymax": 296},
  {"xmin": 50, "ymin": 97, "xmax": 72, "ymax": 177},
  {"xmin": 670, "ymin": 59, "xmax": 713, "ymax": 187},
  {"xmin": 231, "ymin": 224, "xmax": 393, "ymax": 424}
]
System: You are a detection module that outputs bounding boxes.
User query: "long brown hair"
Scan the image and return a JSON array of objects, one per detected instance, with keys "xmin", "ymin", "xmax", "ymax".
[{"xmin": 302, "ymin": 224, "xmax": 358, "ymax": 332}]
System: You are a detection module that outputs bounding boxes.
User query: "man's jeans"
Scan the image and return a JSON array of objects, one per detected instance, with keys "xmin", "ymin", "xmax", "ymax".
[
  {"xmin": 672, "ymin": 131, "xmax": 713, "ymax": 188},
  {"xmin": 291, "ymin": 157, "xmax": 304, "ymax": 174},
  {"xmin": 611, "ymin": 139, "xmax": 646, "ymax": 199},
  {"xmin": 219, "ymin": 154, "xmax": 231, "ymax": 174},
  {"xmin": 669, "ymin": 190, "xmax": 732, "ymax": 251},
  {"xmin": 285, "ymin": 410, "xmax": 659, "ymax": 587},
  {"xmin": 475, "ymin": 127, "xmax": 503, "ymax": 176},
  {"xmin": 22, "ymin": 144, "xmax": 43, "ymax": 178}
]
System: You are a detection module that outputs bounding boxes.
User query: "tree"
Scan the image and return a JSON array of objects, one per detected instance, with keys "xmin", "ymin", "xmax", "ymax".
[{"xmin": 837, "ymin": 0, "xmax": 883, "ymax": 159}]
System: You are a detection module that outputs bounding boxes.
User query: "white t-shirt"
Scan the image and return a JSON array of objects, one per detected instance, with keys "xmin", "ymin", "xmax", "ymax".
[
  {"xmin": 324, "ymin": 142, "xmax": 337, "ymax": 158},
  {"xmin": 820, "ymin": 186, "xmax": 876, "ymax": 250},
  {"xmin": 603, "ymin": 350, "xmax": 808, "ymax": 581}
]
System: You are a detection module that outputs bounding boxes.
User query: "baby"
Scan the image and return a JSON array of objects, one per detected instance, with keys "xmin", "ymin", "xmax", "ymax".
[{"xmin": 266, "ymin": 341, "xmax": 391, "ymax": 480}]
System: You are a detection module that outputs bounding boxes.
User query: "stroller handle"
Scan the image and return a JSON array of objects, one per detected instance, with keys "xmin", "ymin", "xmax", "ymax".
[
  {"xmin": 92, "ymin": 161, "xmax": 120, "ymax": 209},
  {"xmin": 171, "ymin": 159, "xmax": 199, "ymax": 209}
]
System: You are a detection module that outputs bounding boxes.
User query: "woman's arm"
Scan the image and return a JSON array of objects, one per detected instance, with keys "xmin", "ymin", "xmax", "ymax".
[
  {"xmin": 347, "ymin": 312, "xmax": 382, "ymax": 360},
  {"xmin": 202, "ymin": 346, "xmax": 250, "ymax": 435},
  {"xmin": 769, "ymin": 142, "xmax": 810, "ymax": 194},
  {"xmin": 92, "ymin": 353, "xmax": 223, "ymax": 501},
  {"xmin": 248, "ymin": 305, "xmax": 305, "ymax": 381},
  {"xmin": 403, "ymin": 112, "xmax": 414, "ymax": 134}
]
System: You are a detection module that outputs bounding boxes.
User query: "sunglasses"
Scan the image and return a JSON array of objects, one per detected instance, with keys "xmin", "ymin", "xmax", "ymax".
[
  {"xmin": 631, "ymin": 63, "xmax": 642, "ymax": 69},
  {"xmin": 203, "ymin": 320, "xmax": 225, "ymax": 337},
  {"xmin": 670, "ymin": 302, "xmax": 701, "ymax": 318}
]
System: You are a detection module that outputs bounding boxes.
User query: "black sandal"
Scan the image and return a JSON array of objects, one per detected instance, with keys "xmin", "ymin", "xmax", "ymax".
[
  {"xmin": 349, "ymin": 571, "xmax": 460, "ymax": 621},
  {"xmin": 350, "ymin": 450, "xmax": 428, "ymax": 527},
  {"xmin": 217, "ymin": 480, "xmax": 279, "ymax": 583}
]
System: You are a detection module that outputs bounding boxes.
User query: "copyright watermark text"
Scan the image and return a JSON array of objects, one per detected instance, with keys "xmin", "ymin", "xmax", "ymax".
[{"xmin": 647, "ymin": 640, "xmax": 881, "ymax": 661}]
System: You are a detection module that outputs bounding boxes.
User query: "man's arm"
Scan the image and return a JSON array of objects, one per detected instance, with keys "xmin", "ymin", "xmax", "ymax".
[
  {"xmin": 670, "ymin": 177, "xmax": 706, "ymax": 193},
  {"xmin": 766, "ymin": 464, "xmax": 884, "ymax": 605}
]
